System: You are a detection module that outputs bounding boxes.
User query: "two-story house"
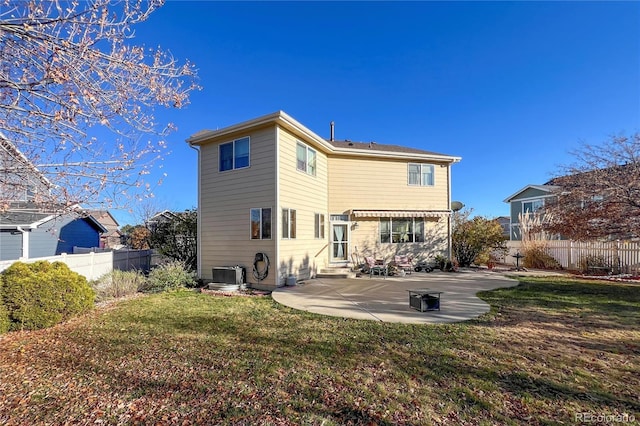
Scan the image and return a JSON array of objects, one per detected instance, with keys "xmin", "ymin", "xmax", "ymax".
[
  {"xmin": 187, "ymin": 111, "xmax": 461, "ymax": 288},
  {"xmin": 503, "ymin": 184, "xmax": 560, "ymax": 241}
]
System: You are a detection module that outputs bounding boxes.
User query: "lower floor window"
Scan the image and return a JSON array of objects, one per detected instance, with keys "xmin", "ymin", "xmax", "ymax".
[
  {"xmin": 282, "ymin": 208, "xmax": 297, "ymax": 239},
  {"xmin": 380, "ymin": 218, "xmax": 424, "ymax": 243},
  {"xmin": 314, "ymin": 213, "xmax": 325, "ymax": 239},
  {"xmin": 250, "ymin": 208, "xmax": 271, "ymax": 240}
]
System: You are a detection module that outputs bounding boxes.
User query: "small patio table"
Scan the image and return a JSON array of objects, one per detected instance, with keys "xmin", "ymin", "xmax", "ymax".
[{"xmin": 407, "ymin": 289, "xmax": 442, "ymax": 312}]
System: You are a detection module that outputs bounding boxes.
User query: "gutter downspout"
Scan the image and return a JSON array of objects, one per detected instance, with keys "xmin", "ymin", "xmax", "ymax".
[
  {"xmin": 447, "ymin": 164, "xmax": 453, "ymax": 260},
  {"xmin": 275, "ymin": 125, "xmax": 281, "ymax": 287},
  {"xmin": 16, "ymin": 226, "xmax": 29, "ymax": 259},
  {"xmin": 188, "ymin": 143, "xmax": 202, "ymax": 279}
]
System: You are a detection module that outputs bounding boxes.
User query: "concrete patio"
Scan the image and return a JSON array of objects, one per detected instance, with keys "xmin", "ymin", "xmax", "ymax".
[{"xmin": 272, "ymin": 269, "xmax": 521, "ymax": 324}]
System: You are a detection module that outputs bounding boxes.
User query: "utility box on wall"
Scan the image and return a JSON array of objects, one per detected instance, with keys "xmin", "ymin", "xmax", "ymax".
[{"xmin": 212, "ymin": 266, "xmax": 245, "ymax": 284}]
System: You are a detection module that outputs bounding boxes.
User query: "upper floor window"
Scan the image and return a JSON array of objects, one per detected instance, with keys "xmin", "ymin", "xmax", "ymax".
[
  {"xmin": 380, "ymin": 217, "xmax": 425, "ymax": 243},
  {"xmin": 408, "ymin": 163, "xmax": 434, "ymax": 186},
  {"xmin": 522, "ymin": 199, "xmax": 544, "ymax": 214},
  {"xmin": 220, "ymin": 137, "xmax": 250, "ymax": 172},
  {"xmin": 296, "ymin": 142, "xmax": 317, "ymax": 176}
]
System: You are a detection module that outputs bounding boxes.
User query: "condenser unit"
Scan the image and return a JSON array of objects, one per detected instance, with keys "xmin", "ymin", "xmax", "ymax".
[{"xmin": 212, "ymin": 266, "xmax": 245, "ymax": 285}]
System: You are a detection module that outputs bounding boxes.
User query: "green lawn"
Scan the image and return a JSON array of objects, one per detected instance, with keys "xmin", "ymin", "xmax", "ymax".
[{"xmin": 0, "ymin": 277, "xmax": 638, "ymax": 425}]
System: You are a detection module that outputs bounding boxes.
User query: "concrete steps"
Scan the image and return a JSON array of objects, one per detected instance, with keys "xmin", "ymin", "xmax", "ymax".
[{"xmin": 316, "ymin": 267, "xmax": 357, "ymax": 279}]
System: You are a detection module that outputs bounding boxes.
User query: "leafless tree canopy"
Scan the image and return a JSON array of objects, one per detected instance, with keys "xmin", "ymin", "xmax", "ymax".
[
  {"xmin": 0, "ymin": 0, "xmax": 198, "ymax": 209},
  {"xmin": 543, "ymin": 133, "xmax": 640, "ymax": 240}
]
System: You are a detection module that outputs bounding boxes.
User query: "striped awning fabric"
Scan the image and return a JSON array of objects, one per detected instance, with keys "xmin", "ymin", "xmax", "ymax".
[{"xmin": 349, "ymin": 210, "xmax": 451, "ymax": 218}]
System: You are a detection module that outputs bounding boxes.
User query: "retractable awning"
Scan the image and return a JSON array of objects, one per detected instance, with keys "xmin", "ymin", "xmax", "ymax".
[{"xmin": 349, "ymin": 210, "xmax": 451, "ymax": 218}]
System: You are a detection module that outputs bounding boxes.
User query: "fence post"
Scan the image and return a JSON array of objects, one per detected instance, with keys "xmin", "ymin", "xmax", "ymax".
[
  {"xmin": 90, "ymin": 251, "xmax": 95, "ymax": 280},
  {"xmin": 568, "ymin": 241, "xmax": 572, "ymax": 270}
]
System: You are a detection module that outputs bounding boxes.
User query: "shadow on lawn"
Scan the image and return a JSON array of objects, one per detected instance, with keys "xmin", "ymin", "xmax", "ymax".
[
  {"xmin": 477, "ymin": 279, "xmax": 640, "ymax": 328},
  {"xmin": 497, "ymin": 371, "xmax": 640, "ymax": 412},
  {"xmin": 15, "ymin": 284, "xmax": 636, "ymax": 425}
]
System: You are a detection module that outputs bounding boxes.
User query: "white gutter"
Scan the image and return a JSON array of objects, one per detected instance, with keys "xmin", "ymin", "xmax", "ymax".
[
  {"xmin": 186, "ymin": 111, "xmax": 462, "ymax": 164},
  {"xmin": 447, "ymin": 164, "xmax": 453, "ymax": 259},
  {"xmin": 275, "ymin": 125, "xmax": 281, "ymax": 287},
  {"xmin": 330, "ymin": 147, "xmax": 461, "ymax": 163},
  {"xmin": 188, "ymin": 142, "xmax": 202, "ymax": 278}
]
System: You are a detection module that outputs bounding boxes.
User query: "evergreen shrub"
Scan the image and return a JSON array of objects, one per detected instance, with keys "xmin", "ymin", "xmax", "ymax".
[
  {"xmin": 1, "ymin": 261, "xmax": 95, "ymax": 331},
  {"xmin": 0, "ymin": 302, "xmax": 9, "ymax": 334}
]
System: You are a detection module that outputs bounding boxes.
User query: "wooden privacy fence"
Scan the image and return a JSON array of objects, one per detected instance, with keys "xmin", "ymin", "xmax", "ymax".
[{"xmin": 507, "ymin": 240, "xmax": 640, "ymax": 273}]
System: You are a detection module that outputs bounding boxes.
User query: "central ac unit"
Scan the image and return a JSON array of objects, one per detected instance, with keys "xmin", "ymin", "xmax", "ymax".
[{"xmin": 212, "ymin": 266, "xmax": 245, "ymax": 284}]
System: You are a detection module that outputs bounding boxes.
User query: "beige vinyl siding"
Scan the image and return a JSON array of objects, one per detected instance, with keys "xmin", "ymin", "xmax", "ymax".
[
  {"xmin": 350, "ymin": 217, "xmax": 448, "ymax": 263},
  {"xmin": 329, "ymin": 155, "xmax": 452, "ymax": 262},
  {"xmin": 277, "ymin": 127, "xmax": 329, "ymax": 283},
  {"xmin": 199, "ymin": 126, "xmax": 277, "ymax": 287},
  {"xmin": 328, "ymin": 155, "xmax": 450, "ymax": 213}
]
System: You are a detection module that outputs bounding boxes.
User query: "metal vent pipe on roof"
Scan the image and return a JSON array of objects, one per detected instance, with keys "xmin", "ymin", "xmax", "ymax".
[{"xmin": 330, "ymin": 121, "xmax": 335, "ymax": 141}]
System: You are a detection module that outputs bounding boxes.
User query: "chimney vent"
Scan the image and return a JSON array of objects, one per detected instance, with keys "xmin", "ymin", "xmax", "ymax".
[{"xmin": 330, "ymin": 121, "xmax": 335, "ymax": 141}]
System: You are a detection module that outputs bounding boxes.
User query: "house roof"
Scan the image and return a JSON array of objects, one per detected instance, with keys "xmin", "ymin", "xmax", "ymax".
[
  {"xmin": 87, "ymin": 210, "xmax": 120, "ymax": 227},
  {"xmin": 0, "ymin": 204, "xmax": 107, "ymax": 233},
  {"xmin": 149, "ymin": 210, "xmax": 179, "ymax": 221},
  {"xmin": 503, "ymin": 184, "xmax": 560, "ymax": 203},
  {"xmin": 328, "ymin": 140, "xmax": 447, "ymax": 157},
  {"xmin": 0, "ymin": 210, "xmax": 53, "ymax": 227},
  {"xmin": 504, "ymin": 165, "xmax": 636, "ymax": 204},
  {"xmin": 187, "ymin": 111, "xmax": 461, "ymax": 164}
]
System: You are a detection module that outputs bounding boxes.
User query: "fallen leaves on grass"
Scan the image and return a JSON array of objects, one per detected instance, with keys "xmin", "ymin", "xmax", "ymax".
[{"xmin": 0, "ymin": 280, "xmax": 639, "ymax": 425}]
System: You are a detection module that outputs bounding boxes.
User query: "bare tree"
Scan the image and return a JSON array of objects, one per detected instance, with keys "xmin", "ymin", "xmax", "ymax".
[
  {"xmin": 0, "ymin": 0, "xmax": 198, "ymax": 210},
  {"xmin": 543, "ymin": 133, "xmax": 640, "ymax": 240}
]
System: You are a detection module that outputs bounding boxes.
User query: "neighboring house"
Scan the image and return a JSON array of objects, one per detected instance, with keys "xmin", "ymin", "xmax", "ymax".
[
  {"xmin": 1, "ymin": 139, "xmax": 106, "ymax": 260},
  {"xmin": 187, "ymin": 111, "xmax": 461, "ymax": 288},
  {"xmin": 0, "ymin": 132, "xmax": 52, "ymax": 205},
  {"xmin": 503, "ymin": 184, "xmax": 560, "ymax": 241},
  {"xmin": 0, "ymin": 203, "xmax": 107, "ymax": 261},
  {"xmin": 88, "ymin": 210, "xmax": 123, "ymax": 249},
  {"xmin": 496, "ymin": 216, "xmax": 510, "ymax": 238},
  {"xmin": 146, "ymin": 210, "xmax": 179, "ymax": 233}
]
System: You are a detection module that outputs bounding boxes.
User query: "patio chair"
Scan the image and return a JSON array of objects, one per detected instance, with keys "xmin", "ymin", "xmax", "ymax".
[
  {"xmin": 394, "ymin": 255, "xmax": 413, "ymax": 275},
  {"xmin": 364, "ymin": 256, "xmax": 387, "ymax": 279}
]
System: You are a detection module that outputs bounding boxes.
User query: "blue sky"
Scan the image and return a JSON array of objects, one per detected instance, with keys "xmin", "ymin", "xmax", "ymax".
[{"xmin": 112, "ymin": 1, "xmax": 639, "ymax": 226}]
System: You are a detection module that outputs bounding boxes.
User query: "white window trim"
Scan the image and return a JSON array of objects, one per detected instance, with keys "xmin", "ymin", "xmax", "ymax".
[
  {"xmin": 521, "ymin": 199, "xmax": 545, "ymax": 214},
  {"xmin": 379, "ymin": 217, "xmax": 425, "ymax": 243},
  {"xmin": 250, "ymin": 207, "xmax": 271, "ymax": 240},
  {"xmin": 219, "ymin": 136, "xmax": 251, "ymax": 172},
  {"xmin": 282, "ymin": 208, "xmax": 297, "ymax": 239},
  {"xmin": 407, "ymin": 163, "xmax": 435, "ymax": 187},
  {"xmin": 296, "ymin": 141, "xmax": 317, "ymax": 176},
  {"xmin": 314, "ymin": 213, "xmax": 325, "ymax": 239}
]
